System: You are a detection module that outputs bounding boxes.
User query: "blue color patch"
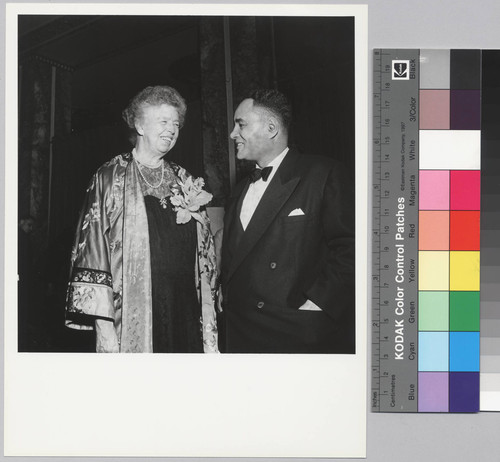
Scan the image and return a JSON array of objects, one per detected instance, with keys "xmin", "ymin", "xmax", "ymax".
[{"xmin": 449, "ymin": 372, "xmax": 480, "ymax": 412}]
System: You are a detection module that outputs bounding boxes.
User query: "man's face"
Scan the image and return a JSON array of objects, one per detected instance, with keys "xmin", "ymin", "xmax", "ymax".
[
  {"xmin": 136, "ymin": 104, "xmax": 180, "ymax": 156},
  {"xmin": 230, "ymin": 99, "xmax": 270, "ymax": 164}
]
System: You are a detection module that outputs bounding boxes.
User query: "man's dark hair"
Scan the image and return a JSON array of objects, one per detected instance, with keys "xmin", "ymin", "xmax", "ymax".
[{"xmin": 250, "ymin": 89, "xmax": 292, "ymax": 131}]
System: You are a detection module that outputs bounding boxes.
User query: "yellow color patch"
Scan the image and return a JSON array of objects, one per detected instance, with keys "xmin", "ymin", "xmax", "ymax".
[
  {"xmin": 450, "ymin": 251, "xmax": 480, "ymax": 291},
  {"xmin": 419, "ymin": 251, "xmax": 449, "ymax": 291}
]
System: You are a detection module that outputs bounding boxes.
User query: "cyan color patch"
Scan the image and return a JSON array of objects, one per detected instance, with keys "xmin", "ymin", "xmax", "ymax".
[
  {"xmin": 449, "ymin": 332, "xmax": 480, "ymax": 371},
  {"xmin": 418, "ymin": 332, "xmax": 449, "ymax": 371}
]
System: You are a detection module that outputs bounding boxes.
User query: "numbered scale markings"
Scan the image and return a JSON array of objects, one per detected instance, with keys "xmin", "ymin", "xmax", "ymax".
[{"xmin": 372, "ymin": 50, "xmax": 419, "ymax": 412}]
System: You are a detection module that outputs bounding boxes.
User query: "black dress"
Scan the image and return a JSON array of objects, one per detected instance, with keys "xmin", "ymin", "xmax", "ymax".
[{"xmin": 139, "ymin": 162, "xmax": 203, "ymax": 353}]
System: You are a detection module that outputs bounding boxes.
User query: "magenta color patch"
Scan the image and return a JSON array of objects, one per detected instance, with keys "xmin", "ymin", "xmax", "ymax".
[
  {"xmin": 420, "ymin": 90, "xmax": 450, "ymax": 129},
  {"xmin": 419, "ymin": 170, "xmax": 450, "ymax": 210},
  {"xmin": 450, "ymin": 170, "xmax": 481, "ymax": 210},
  {"xmin": 418, "ymin": 372, "xmax": 449, "ymax": 412}
]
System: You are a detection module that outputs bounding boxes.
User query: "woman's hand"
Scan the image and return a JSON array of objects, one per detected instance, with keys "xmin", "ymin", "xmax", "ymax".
[{"xmin": 95, "ymin": 318, "xmax": 119, "ymax": 353}]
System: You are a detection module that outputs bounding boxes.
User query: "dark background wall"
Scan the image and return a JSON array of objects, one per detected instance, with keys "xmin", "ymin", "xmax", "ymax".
[{"xmin": 17, "ymin": 15, "xmax": 354, "ymax": 351}]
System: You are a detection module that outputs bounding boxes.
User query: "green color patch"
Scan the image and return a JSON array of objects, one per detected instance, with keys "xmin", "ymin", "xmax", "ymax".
[
  {"xmin": 418, "ymin": 291, "xmax": 449, "ymax": 331},
  {"xmin": 450, "ymin": 291, "xmax": 480, "ymax": 331}
]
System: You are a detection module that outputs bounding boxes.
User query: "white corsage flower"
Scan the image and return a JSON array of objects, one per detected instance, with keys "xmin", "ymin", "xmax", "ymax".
[{"xmin": 170, "ymin": 168, "xmax": 213, "ymax": 225}]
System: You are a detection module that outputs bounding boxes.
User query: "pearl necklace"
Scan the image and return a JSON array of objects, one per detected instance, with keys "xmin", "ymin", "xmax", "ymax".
[{"xmin": 134, "ymin": 158, "xmax": 165, "ymax": 189}]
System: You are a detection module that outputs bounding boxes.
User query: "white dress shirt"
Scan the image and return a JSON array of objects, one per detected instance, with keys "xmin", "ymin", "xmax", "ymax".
[{"xmin": 240, "ymin": 147, "xmax": 289, "ymax": 230}]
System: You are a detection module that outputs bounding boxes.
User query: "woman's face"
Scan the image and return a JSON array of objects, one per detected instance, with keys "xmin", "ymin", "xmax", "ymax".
[{"xmin": 135, "ymin": 104, "xmax": 180, "ymax": 156}]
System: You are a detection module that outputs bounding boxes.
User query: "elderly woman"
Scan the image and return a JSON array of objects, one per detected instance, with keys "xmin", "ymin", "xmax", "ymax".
[{"xmin": 65, "ymin": 86, "xmax": 218, "ymax": 353}]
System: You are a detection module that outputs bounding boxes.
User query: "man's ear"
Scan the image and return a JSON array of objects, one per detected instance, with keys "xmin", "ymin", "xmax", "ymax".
[{"xmin": 268, "ymin": 117, "xmax": 279, "ymax": 139}]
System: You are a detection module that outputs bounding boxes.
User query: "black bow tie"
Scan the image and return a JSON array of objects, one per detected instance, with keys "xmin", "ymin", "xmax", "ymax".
[{"xmin": 249, "ymin": 166, "xmax": 273, "ymax": 182}]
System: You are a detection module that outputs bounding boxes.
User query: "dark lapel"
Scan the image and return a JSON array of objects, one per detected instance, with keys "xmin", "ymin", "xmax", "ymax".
[{"xmin": 226, "ymin": 148, "xmax": 301, "ymax": 281}]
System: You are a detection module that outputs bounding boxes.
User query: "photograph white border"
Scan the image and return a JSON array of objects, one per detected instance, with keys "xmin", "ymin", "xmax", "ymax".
[{"xmin": 4, "ymin": 3, "xmax": 368, "ymax": 457}]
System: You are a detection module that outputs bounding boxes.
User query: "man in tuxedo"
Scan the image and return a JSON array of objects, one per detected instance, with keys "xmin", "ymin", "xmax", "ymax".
[{"xmin": 220, "ymin": 89, "xmax": 355, "ymax": 353}]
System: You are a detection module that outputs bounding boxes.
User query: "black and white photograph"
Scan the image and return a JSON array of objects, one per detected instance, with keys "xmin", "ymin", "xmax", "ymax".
[
  {"xmin": 5, "ymin": 3, "xmax": 367, "ymax": 458},
  {"xmin": 7, "ymin": 1, "xmax": 500, "ymax": 461},
  {"xmin": 18, "ymin": 14, "xmax": 356, "ymax": 354}
]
